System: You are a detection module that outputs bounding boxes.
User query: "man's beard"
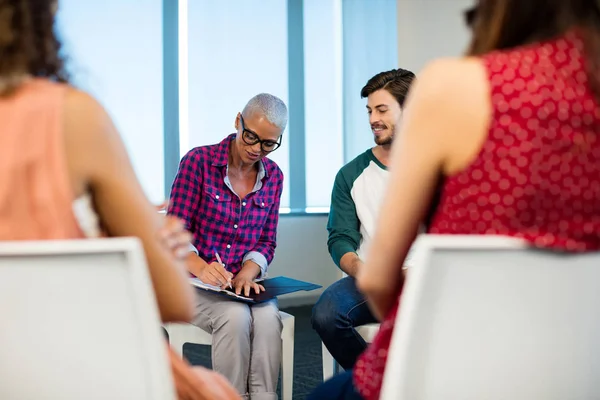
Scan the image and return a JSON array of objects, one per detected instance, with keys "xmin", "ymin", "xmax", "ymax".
[
  {"xmin": 372, "ymin": 121, "xmax": 394, "ymax": 146},
  {"xmin": 374, "ymin": 133, "xmax": 393, "ymax": 146}
]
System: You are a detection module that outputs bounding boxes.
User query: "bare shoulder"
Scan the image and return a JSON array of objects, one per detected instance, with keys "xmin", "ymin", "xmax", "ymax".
[
  {"xmin": 63, "ymin": 87, "xmax": 124, "ymax": 194},
  {"xmin": 64, "ymin": 87, "xmax": 109, "ymax": 127},
  {"xmin": 403, "ymin": 57, "xmax": 491, "ymax": 174},
  {"xmin": 411, "ymin": 57, "xmax": 488, "ymax": 108},
  {"xmin": 64, "ymin": 87, "xmax": 121, "ymax": 148},
  {"xmin": 421, "ymin": 56, "xmax": 484, "ymax": 77},
  {"xmin": 65, "ymin": 86, "xmax": 96, "ymax": 106}
]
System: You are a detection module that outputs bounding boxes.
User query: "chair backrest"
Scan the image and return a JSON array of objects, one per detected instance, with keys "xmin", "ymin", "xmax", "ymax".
[
  {"xmin": 381, "ymin": 235, "xmax": 600, "ymax": 400},
  {"xmin": 0, "ymin": 238, "xmax": 176, "ymax": 400}
]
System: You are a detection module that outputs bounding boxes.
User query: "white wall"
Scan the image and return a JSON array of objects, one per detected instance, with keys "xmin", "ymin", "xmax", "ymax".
[
  {"xmin": 268, "ymin": 215, "xmax": 340, "ymax": 308},
  {"xmin": 396, "ymin": 0, "xmax": 474, "ymax": 73}
]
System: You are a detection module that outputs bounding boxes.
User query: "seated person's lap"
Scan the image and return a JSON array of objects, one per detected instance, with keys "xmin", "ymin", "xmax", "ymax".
[
  {"xmin": 312, "ymin": 276, "xmax": 376, "ymax": 370},
  {"xmin": 191, "ymin": 288, "xmax": 281, "ymax": 335}
]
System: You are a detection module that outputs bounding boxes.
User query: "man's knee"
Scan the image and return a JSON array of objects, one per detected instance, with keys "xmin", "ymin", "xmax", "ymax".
[{"xmin": 311, "ymin": 288, "xmax": 339, "ymax": 335}]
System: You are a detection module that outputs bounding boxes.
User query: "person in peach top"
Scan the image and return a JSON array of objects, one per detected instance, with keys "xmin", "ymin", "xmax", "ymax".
[{"xmin": 0, "ymin": 1, "xmax": 237, "ymax": 399}]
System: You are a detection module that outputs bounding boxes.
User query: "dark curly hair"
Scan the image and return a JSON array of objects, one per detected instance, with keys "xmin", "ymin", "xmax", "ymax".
[
  {"xmin": 0, "ymin": 0, "xmax": 68, "ymax": 95},
  {"xmin": 360, "ymin": 68, "xmax": 416, "ymax": 107}
]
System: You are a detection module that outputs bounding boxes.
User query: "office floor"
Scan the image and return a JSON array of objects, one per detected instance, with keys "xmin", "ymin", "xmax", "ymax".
[{"xmin": 183, "ymin": 305, "xmax": 324, "ymax": 400}]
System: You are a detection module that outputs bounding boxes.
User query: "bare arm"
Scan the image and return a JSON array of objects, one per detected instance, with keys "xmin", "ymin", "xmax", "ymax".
[
  {"xmin": 356, "ymin": 59, "xmax": 490, "ymax": 320},
  {"xmin": 64, "ymin": 89, "xmax": 194, "ymax": 323},
  {"xmin": 168, "ymin": 347, "xmax": 240, "ymax": 399},
  {"xmin": 339, "ymin": 252, "xmax": 362, "ymax": 277}
]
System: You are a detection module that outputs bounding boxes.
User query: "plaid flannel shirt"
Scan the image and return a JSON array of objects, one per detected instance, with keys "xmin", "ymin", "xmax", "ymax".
[{"xmin": 167, "ymin": 134, "xmax": 283, "ymax": 276}]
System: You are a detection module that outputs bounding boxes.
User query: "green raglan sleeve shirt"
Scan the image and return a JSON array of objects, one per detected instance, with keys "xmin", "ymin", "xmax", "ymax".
[{"xmin": 326, "ymin": 151, "xmax": 372, "ymax": 268}]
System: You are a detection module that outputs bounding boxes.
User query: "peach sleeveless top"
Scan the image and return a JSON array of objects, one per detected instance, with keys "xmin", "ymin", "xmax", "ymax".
[
  {"xmin": 0, "ymin": 78, "xmax": 195, "ymax": 398},
  {"xmin": 0, "ymin": 79, "xmax": 84, "ymax": 240}
]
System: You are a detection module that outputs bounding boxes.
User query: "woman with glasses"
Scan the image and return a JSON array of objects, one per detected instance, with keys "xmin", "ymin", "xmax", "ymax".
[
  {"xmin": 309, "ymin": 0, "xmax": 600, "ymax": 399},
  {"xmin": 168, "ymin": 93, "xmax": 287, "ymax": 400}
]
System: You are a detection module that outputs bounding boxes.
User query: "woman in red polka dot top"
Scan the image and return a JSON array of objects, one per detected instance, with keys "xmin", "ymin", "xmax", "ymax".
[{"xmin": 308, "ymin": 0, "xmax": 600, "ymax": 399}]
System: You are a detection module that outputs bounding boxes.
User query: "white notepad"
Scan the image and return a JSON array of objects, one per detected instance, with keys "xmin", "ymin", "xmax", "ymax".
[{"xmin": 189, "ymin": 278, "xmax": 253, "ymax": 302}]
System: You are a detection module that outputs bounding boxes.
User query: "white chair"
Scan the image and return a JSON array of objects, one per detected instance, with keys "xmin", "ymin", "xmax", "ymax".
[
  {"xmin": 381, "ymin": 234, "xmax": 600, "ymax": 400},
  {"xmin": 0, "ymin": 238, "xmax": 176, "ymax": 400},
  {"xmin": 321, "ymin": 323, "xmax": 379, "ymax": 380},
  {"xmin": 164, "ymin": 311, "xmax": 295, "ymax": 400}
]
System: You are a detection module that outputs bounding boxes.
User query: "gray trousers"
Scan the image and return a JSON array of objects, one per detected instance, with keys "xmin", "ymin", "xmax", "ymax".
[{"xmin": 191, "ymin": 289, "xmax": 282, "ymax": 400}]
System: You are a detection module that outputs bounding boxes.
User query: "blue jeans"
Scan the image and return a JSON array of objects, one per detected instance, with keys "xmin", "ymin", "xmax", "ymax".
[
  {"xmin": 311, "ymin": 276, "xmax": 377, "ymax": 370},
  {"xmin": 307, "ymin": 371, "xmax": 363, "ymax": 400}
]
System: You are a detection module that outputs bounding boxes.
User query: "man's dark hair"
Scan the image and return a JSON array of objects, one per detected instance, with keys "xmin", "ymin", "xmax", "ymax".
[{"xmin": 360, "ymin": 68, "xmax": 416, "ymax": 107}]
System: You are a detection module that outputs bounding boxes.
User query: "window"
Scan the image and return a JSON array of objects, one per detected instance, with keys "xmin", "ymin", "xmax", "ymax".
[
  {"xmin": 303, "ymin": 0, "xmax": 398, "ymax": 210},
  {"xmin": 55, "ymin": 0, "xmax": 398, "ymax": 212},
  {"xmin": 56, "ymin": 0, "xmax": 165, "ymax": 204},
  {"xmin": 182, "ymin": 0, "xmax": 290, "ymax": 208},
  {"xmin": 342, "ymin": 0, "xmax": 398, "ymax": 162},
  {"xmin": 303, "ymin": 0, "xmax": 344, "ymax": 210}
]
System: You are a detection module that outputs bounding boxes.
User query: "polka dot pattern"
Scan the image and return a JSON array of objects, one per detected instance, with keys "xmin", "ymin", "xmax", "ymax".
[{"xmin": 353, "ymin": 31, "xmax": 600, "ymax": 400}]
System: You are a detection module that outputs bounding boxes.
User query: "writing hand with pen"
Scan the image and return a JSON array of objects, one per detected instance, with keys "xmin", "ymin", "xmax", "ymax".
[
  {"xmin": 208, "ymin": 247, "xmax": 265, "ymax": 296},
  {"xmin": 184, "ymin": 246, "xmax": 232, "ymax": 289},
  {"xmin": 196, "ymin": 261, "xmax": 233, "ymax": 289},
  {"xmin": 195, "ymin": 248, "xmax": 233, "ymax": 289}
]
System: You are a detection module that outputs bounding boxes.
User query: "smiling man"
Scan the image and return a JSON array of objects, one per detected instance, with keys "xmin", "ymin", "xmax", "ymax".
[
  {"xmin": 311, "ymin": 69, "xmax": 416, "ymax": 371},
  {"xmin": 168, "ymin": 93, "xmax": 286, "ymax": 400}
]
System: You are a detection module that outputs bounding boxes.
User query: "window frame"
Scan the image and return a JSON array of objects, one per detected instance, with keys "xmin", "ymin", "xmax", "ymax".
[{"xmin": 163, "ymin": 0, "xmax": 396, "ymax": 215}]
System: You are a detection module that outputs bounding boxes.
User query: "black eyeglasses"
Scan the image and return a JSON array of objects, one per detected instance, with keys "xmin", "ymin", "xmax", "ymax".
[{"xmin": 239, "ymin": 115, "xmax": 282, "ymax": 153}]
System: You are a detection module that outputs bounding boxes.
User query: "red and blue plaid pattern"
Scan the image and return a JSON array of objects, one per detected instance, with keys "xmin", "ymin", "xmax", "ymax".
[{"xmin": 167, "ymin": 134, "xmax": 283, "ymax": 275}]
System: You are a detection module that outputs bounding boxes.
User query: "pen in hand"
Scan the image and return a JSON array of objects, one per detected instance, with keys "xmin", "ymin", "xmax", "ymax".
[{"xmin": 212, "ymin": 246, "xmax": 232, "ymax": 289}]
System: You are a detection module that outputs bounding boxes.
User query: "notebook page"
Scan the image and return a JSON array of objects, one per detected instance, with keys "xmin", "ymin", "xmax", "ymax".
[{"xmin": 189, "ymin": 278, "xmax": 253, "ymax": 301}]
